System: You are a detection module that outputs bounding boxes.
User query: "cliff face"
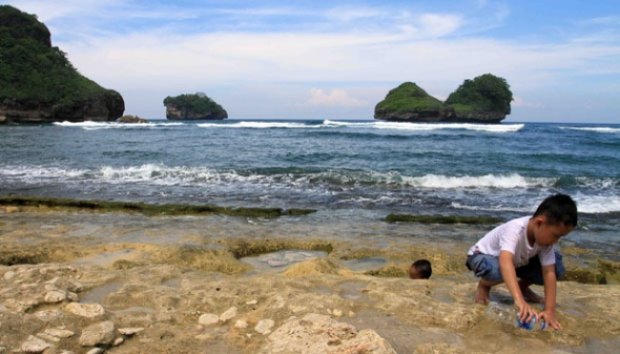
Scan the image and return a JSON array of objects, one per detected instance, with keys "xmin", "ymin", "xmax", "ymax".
[
  {"xmin": 0, "ymin": 5, "xmax": 124, "ymax": 124},
  {"xmin": 375, "ymin": 74, "xmax": 512, "ymax": 123},
  {"xmin": 164, "ymin": 93, "xmax": 227, "ymax": 120}
]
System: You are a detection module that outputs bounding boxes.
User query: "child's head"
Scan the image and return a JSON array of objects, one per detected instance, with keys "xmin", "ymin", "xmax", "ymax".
[
  {"xmin": 409, "ymin": 259, "xmax": 432, "ymax": 279},
  {"xmin": 531, "ymin": 193, "xmax": 577, "ymax": 246}
]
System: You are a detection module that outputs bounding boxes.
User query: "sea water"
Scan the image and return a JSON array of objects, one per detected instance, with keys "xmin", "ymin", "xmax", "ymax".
[{"xmin": 0, "ymin": 119, "xmax": 618, "ymax": 257}]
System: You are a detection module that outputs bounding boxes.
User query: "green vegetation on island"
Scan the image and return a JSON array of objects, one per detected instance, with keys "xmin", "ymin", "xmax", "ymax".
[
  {"xmin": 446, "ymin": 73, "xmax": 513, "ymax": 120},
  {"xmin": 374, "ymin": 73, "xmax": 513, "ymax": 123},
  {"xmin": 163, "ymin": 92, "xmax": 228, "ymax": 120},
  {"xmin": 0, "ymin": 5, "xmax": 124, "ymax": 123},
  {"xmin": 374, "ymin": 82, "xmax": 454, "ymax": 122}
]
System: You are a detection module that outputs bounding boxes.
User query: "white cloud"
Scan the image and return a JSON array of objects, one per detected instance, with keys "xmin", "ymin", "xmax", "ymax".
[
  {"xmin": 4, "ymin": 0, "xmax": 620, "ymax": 122},
  {"xmin": 306, "ymin": 89, "xmax": 366, "ymax": 107},
  {"xmin": 417, "ymin": 14, "xmax": 464, "ymax": 38},
  {"xmin": 512, "ymin": 96, "xmax": 542, "ymax": 108}
]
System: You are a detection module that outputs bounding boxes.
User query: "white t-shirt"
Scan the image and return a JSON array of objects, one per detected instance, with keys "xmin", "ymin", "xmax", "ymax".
[{"xmin": 467, "ymin": 216, "xmax": 555, "ymax": 267}]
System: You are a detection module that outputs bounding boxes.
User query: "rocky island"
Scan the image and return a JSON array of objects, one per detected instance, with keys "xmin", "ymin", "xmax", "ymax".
[
  {"xmin": 164, "ymin": 92, "xmax": 227, "ymax": 120},
  {"xmin": 375, "ymin": 74, "xmax": 513, "ymax": 123},
  {"xmin": 0, "ymin": 5, "xmax": 125, "ymax": 124}
]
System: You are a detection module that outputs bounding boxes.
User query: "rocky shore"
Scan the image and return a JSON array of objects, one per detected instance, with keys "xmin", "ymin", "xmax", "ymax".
[{"xmin": 1, "ymin": 206, "xmax": 619, "ymax": 353}]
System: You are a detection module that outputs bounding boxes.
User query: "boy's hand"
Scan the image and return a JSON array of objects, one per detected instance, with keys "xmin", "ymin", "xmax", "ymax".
[
  {"xmin": 539, "ymin": 309, "xmax": 561, "ymax": 330},
  {"xmin": 516, "ymin": 300, "xmax": 537, "ymax": 323}
]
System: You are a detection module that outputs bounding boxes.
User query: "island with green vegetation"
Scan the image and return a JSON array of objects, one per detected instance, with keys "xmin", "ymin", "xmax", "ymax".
[
  {"xmin": 0, "ymin": 5, "xmax": 124, "ymax": 124},
  {"xmin": 163, "ymin": 92, "xmax": 228, "ymax": 120},
  {"xmin": 374, "ymin": 74, "xmax": 513, "ymax": 123}
]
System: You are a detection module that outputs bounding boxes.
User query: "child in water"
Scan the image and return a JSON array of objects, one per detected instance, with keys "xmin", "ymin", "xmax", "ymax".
[
  {"xmin": 409, "ymin": 259, "xmax": 432, "ymax": 279},
  {"xmin": 466, "ymin": 194, "xmax": 577, "ymax": 330}
]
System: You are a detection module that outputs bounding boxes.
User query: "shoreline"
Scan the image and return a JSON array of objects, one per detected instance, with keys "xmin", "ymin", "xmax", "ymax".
[{"xmin": 1, "ymin": 206, "xmax": 619, "ymax": 353}]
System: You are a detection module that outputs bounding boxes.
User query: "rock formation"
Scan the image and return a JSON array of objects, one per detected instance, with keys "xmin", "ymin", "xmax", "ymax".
[
  {"xmin": 163, "ymin": 92, "xmax": 227, "ymax": 120},
  {"xmin": 445, "ymin": 73, "xmax": 513, "ymax": 123},
  {"xmin": 374, "ymin": 74, "xmax": 512, "ymax": 123},
  {"xmin": 0, "ymin": 5, "xmax": 124, "ymax": 124},
  {"xmin": 116, "ymin": 115, "xmax": 149, "ymax": 124},
  {"xmin": 374, "ymin": 82, "xmax": 455, "ymax": 122}
]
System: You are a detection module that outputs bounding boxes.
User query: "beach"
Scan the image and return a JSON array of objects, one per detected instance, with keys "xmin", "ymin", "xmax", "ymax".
[{"xmin": 1, "ymin": 204, "xmax": 619, "ymax": 353}]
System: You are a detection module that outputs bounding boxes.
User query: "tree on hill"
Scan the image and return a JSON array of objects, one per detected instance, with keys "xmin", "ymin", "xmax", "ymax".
[{"xmin": 446, "ymin": 73, "xmax": 513, "ymax": 115}]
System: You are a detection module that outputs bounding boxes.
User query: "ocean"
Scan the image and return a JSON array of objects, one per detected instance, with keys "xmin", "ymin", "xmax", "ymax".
[{"xmin": 1, "ymin": 119, "xmax": 619, "ymax": 255}]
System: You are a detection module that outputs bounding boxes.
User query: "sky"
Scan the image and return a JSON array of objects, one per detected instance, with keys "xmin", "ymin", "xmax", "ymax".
[{"xmin": 4, "ymin": 0, "xmax": 620, "ymax": 122}]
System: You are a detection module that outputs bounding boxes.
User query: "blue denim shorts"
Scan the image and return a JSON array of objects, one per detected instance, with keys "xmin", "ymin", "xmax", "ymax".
[{"xmin": 466, "ymin": 251, "xmax": 565, "ymax": 285}]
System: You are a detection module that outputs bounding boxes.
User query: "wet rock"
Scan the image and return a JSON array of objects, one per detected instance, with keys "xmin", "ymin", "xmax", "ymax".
[
  {"xmin": 262, "ymin": 313, "xmax": 397, "ymax": 354},
  {"xmin": 21, "ymin": 335, "xmax": 51, "ymax": 353},
  {"xmin": 34, "ymin": 309, "xmax": 64, "ymax": 322},
  {"xmin": 43, "ymin": 328, "xmax": 75, "ymax": 339},
  {"xmin": 79, "ymin": 320, "xmax": 115, "ymax": 346},
  {"xmin": 219, "ymin": 306, "xmax": 237, "ymax": 322},
  {"xmin": 65, "ymin": 303, "xmax": 105, "ymax": 318},
  {"xmin": 85, "ymin": 348, "xmax": 104, "ymax": 354},
  {"xmin": 3, "ymin": 270, "xmax": 15, "ymax": 281},
  {"xmin": 198, "ymin": 313, "xmax": 219, "ymax": 326},
  {"xmin": 118, "ymin": 327, "xmax": 144, "ymax": 336},
  {"xmin": 44, "ymin": 290, "xmax": 68, "ymax": 303},
  {"xmin": 254, "ymin": 319, "xmax": 275, "ymax": 335},
  {"xmin": 234, "ymin": 320, "xmax": 248, "ymax": 329}
]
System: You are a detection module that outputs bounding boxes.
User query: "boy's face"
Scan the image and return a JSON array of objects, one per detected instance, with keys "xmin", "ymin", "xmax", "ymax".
[
  {"xmin": 533, "ymin": 215, "xmax": 574, "ymax": 246},
  {"xmin": 409, "ymin": 266, "xmax": 423, "ymax": 279}
]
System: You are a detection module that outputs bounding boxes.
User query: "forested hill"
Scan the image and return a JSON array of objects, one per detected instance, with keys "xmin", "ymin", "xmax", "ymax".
[{"xmin": 0, "ymin": 5, "xmax": 124, "ymax": 123}]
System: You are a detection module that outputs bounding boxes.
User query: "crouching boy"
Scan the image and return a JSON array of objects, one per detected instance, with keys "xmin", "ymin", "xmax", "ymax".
[{"xmin": 466, "ymin": 194, "xmax": 577, "ymax": 330}]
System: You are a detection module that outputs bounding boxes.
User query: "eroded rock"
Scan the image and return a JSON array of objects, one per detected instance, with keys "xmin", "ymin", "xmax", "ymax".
[
  {"xmin": 262, "ymin": 313, "xmax": 397, "ymax": 353},
  {"xmin": 79, "ymin": 320, "xmax": 115, "ymax": 347}
]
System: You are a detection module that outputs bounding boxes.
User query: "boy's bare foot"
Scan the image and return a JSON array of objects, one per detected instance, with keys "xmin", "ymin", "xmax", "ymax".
[
  {"xmin": 474, "ymin": 281, "xmax": 490, "ymax": 304},
  {"xmin": 520, "ymin": 284, "xmax": 544, "ymax": 304}
]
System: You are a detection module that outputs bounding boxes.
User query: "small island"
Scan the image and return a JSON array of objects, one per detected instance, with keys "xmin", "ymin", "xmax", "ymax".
[
  {"xmin": 374, "ymin": 74, "xmax": 513, "ymax": 123},
  {"xmin": 0, "ymin": 5, "xmax": 124, "ymax": 124},
  {"xmin": 163, "ymin": 92, "xmax": 227, "ymax": 120}
]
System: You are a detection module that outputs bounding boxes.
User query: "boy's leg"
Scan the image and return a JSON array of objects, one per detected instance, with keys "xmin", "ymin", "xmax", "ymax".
[
  {"xmin": 515, "ymin": 250, "xmax": 565, "ymax": 303},
  {"xmin": 466, "ymin": 253, "xmax": 503, "ymax": 303},
  {"xmin": 475, "ymin": 278, "xmax": 502, "ymax": 304}
]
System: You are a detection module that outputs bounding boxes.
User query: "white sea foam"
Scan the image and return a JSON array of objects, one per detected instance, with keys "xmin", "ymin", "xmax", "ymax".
[
  {"xmin": 451, "ymin": 202, "xmax": 532, "ymax": 213},
  {"xmin": 400, "ymin": 174, "xmax": 552, "ymax": 189},
  {"xmin": 323, "ymin": 120, "xmax": 524, "ymax": 133},
  {"xmin": 0, "ymin": 165, "xmax": 555, "ymax": 191},
  {"xmin": 560, "ymin": 126, "xmax": 620, "ymax": 133},
  {"xmin": 197, "ymin": 121, "xmax": 322, "ymax": 129},
  {"xmin": 574, "ymin": 194, "xmax": 620, "ymax": 214},
  {"xmin": 0, "ymin": 165, "xmax": 89, "ymax": 180},
  {"xmin": 53, "ymin": 121, "xmax": 184, "ymax": 130}
]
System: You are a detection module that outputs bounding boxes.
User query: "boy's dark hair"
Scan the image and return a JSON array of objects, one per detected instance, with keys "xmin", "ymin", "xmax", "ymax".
[
  {"xmin": 412, "ymin": 259, "xmax": 432, "ymax": 279},
  {"xmin": 533, "ymin": 193, "xmax": 578, "ymax": 227}
]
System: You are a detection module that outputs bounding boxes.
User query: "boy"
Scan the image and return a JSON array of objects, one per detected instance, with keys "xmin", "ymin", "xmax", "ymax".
[
  {"xmin": 409, "ymin": 259, "xmax": 432, "ymax": 279},
  {"xmin": 466, "ymin": 194, "xmax": 577, "ymax": 330}
]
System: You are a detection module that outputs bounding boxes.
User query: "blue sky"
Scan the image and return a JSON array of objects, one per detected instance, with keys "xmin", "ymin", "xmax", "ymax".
[{"xmin": 4, "ymin": 0, "xmax": 620, "ymax": 122}]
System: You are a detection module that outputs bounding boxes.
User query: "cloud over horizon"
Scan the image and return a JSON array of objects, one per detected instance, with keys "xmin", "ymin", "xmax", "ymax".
[{"xmin": 4, "ymin": 0, "xmax": 620, "ymax": 122}]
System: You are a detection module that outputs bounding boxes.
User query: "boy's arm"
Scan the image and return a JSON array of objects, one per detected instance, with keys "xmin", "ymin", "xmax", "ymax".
[
  {"xmin": 540, "ymin": 264, "xmax": 561, "ymax": 330},
  {"xmin": 499, "ymin": 251, "xmax": 536, "ymax": 323}
]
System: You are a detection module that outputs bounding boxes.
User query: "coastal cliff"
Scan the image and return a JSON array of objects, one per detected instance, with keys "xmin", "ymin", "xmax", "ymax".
[
  {"xmin": 0, "ymin": 5, "xmax": 124, "ymax": 124},
  {"xmin": 375, "ymin": 74, "xmax": 512, "ymax": 123},
  {"xmin": 164, "ymin": 92, "xmax": 227, "ymax": 120}
]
